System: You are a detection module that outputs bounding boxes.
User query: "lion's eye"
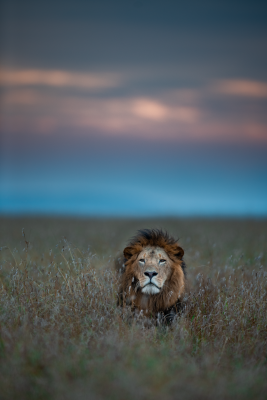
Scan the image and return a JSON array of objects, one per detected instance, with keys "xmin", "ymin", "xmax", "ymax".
[
  {"xmin": 139, "ymin": 259, "xmax": 145, "ymax": 264},
  {"xmin": 159, "ymin": 259, "xmax": 166, "ymax": 264}
]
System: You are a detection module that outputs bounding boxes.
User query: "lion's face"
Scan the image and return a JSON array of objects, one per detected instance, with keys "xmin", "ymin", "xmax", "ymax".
[
  {"xmin": 134, "ymin": 246, "xmax": 171, "ymax": 295},
  {"xmin": 121, "ymin": 229, "xmax": 186, "ymax": 314}
]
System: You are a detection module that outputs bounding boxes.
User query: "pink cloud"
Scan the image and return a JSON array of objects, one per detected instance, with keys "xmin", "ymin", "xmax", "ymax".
[
  {"xmin": 1, "ymin": 69, "xmax": 267, "ymax": 144},
  {"xmin": 0, "ymin": 68, "xmax": 121, "ymax": 91},
  {"xmin": 0, "ymin": 89, "xmax": 201, "ymax": 137},
  {"xmin": 212, "ymin": 79, "xmax": 267, "ymax": 98}
]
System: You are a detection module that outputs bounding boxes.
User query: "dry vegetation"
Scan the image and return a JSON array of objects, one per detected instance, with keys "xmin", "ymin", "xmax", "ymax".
[{"xmin": 0, "ymin": 217, "xmax": 267, "ymax": 400}]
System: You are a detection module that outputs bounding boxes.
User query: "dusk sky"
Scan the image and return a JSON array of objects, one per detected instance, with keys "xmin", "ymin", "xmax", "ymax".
[{"xmin": 1, "ymin": 0, "xmax": 267, "ymax": 216}]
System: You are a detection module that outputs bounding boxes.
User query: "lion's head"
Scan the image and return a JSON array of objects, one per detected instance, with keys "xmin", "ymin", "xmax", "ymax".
[{"xmin": 119, "ymin": 229, "xmax": 186, "ymax": 315}]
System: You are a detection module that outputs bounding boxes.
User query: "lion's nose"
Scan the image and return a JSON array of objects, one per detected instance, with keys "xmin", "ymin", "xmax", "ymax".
[{"xmin": 144, "ymin": 271, "xmax": 158, "ymax": 280}]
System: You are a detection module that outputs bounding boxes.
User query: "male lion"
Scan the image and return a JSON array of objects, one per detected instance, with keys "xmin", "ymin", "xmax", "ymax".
[{"xmin": 118, "ymin": 229, "xmax": 186, "ymax": 322}]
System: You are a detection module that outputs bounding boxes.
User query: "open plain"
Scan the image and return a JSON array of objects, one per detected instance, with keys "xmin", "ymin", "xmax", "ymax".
[{"xmin": 0, "ymin": 217, "xmax": 267, "ymax": 400}]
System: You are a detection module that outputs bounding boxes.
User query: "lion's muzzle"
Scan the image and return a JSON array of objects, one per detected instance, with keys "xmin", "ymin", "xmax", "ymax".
[
  {"xmin": 144, "ymin": 271, "xmax": 158, "ymax": 280},
  {"xmin": 141, "ymin": 270, "xmax": 162, "ymax": 294}
]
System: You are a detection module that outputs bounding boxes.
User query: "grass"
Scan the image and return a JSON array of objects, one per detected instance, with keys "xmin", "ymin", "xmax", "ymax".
[{"xmin": 0, "ymin": 217, "xmax": 267, "ymax": 400}]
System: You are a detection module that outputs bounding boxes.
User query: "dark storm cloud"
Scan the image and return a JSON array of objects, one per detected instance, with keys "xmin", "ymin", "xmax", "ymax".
[{"xmin": 1, "ymin": 0, "xmax": 267, "ymax": 82}]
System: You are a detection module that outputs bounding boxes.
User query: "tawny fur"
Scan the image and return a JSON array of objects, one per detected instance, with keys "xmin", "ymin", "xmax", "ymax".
[{"xmin": 118, "ymin": 229, "xmax": 186, "ymax": 318}]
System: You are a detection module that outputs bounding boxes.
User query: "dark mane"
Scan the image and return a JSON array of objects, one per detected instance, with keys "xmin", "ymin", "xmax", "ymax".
[{"xmin": 129, "ymin": 228, "xmax": 179, "ymax": 247}]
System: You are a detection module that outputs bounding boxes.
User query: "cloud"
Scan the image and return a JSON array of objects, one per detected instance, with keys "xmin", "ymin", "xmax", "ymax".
[
  {"xmin": 1, "ymin": 68, "xmax": 267, "ymax": 144},
  {"xmin": 0, "ymin": 68, "xmax": 121, "ymax": 91},
  {"xmin": 212, "ymin": 79, "xmax": 267, "ymax": 98},
  {"xmin": 1, "ymin": 87, "xmax": 200, "ymax": 135},
  {"xmin": 132, "ymin": 99, "xmax": 168, "ymax": 120},
  {"xmin": 2, "ymin": 86, "xmax": 266, "ymax": 144}
]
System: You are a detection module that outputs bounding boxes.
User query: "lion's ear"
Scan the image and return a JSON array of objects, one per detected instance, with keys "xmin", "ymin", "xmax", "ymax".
[
  {"xmin": 174, "ymin": 245, "xmax": 184, "ymax": 260},
  {"xmin": 123, "ymin": 246, "xmax": 134, "ymax": 260}
]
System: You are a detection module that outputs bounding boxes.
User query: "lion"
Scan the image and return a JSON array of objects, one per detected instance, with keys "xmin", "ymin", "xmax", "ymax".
[{"xmin": 117, "ymin": 229, "xmax": 186, "ymax": 322}]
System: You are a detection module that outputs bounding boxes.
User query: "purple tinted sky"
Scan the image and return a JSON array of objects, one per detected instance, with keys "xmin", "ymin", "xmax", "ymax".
[{"xmin": 1, "ymin": 0, "xmax": 267, "ymax": 216}]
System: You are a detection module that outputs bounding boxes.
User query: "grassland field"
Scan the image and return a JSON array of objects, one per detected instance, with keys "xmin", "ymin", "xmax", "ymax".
[{"xmin": 0, "ymin": 217, "xmax": 267, "ymax": 400}]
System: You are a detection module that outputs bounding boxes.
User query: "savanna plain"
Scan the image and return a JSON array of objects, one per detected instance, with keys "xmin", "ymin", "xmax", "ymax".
[{"xmin": 0, "ymin": 217, "xmax": 267, "ymax": 400}]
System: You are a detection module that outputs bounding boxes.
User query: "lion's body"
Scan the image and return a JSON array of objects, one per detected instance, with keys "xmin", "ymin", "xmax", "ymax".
[{"xmin": 118, "ymin": 229, "xmax": 186, "ymax": 321}]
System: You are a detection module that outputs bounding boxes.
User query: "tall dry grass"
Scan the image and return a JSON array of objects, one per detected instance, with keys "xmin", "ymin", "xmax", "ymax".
[{"xmin": 0, "ymin": 217, "xmax": 266, "ymax": 399}]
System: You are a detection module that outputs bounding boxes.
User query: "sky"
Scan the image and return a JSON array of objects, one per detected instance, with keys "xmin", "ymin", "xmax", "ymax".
[{"xmin": 0, "ymin": 0, "xmax": 267, "ymax": 216}]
